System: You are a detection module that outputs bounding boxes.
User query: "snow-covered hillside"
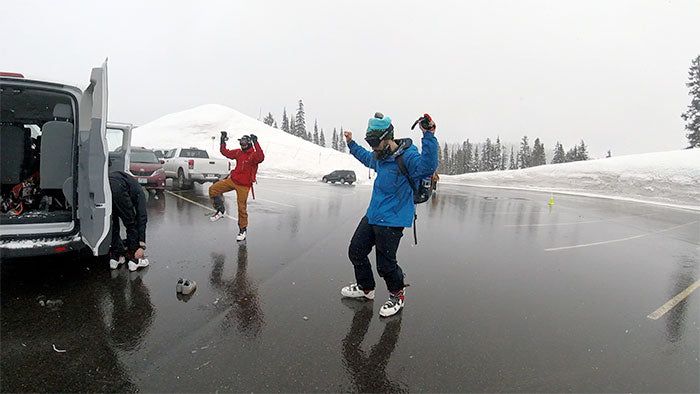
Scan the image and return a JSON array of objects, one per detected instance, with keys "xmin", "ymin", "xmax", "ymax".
[
  {"xmin": 132, "ymin": 104, "xmax": 373, "ymax": 182},
  {"xmin": 133, "ymin": 104, "xmax": 699, "ymax": 210},
  {"xmin": 444, "ymin": 149, "xmax": 700, "ymax": 210}
]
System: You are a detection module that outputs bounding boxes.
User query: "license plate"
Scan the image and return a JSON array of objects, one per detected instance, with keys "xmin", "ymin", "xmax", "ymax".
[{"xmin": 138, "ymin": 178, "xmax": 148, "ymax": 184}]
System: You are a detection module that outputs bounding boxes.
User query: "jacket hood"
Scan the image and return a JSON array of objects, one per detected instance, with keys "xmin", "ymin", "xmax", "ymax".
[{"xmin": 388, "ymin": 138, "xmax": 413, "ymax": 159}]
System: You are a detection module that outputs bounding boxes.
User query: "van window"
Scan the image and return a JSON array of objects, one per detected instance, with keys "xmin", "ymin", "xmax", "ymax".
[
  {"xmin": 106, "ymin": 128, "xmax": 124, "ymax": 152},
  {"xmin": 179, "ymin": 149, "xmax": 209, "ymax": 158},
  {"xmin": 164, "ymin": 149, "xmax": 176, "ymax": 158}
]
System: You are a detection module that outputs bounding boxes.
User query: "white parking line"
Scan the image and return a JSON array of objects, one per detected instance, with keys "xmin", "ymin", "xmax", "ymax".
[
  {"xmin": 164, "ymin": 190, "xmax": 238, "ymax": 222},
  {"xmin": 252, "ymin": 197, "xmax": 295, "ymax": 208},
  {"xmin": 506, "ymin": 213, "xmax": 661, "ymax": 227},
  {"xmin": 647, "ymin": 280, "xmax": 700, "ymax": 320},
  {"xmin": 544, "ymin": 221, "xmax": 699, "ymax": 251}
]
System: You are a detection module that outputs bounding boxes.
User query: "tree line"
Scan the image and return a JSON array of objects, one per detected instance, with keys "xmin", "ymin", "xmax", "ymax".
[
  {"xmin": 262, "ymin": 99, "xmax": 347, "ymax": 152},
  {"xmin": 437, "ymin": 137, "xmax": 589, "ymax": 175}
]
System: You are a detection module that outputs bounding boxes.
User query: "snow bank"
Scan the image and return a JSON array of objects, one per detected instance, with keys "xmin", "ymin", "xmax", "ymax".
[
  {"xmin": 132, "ymin": 104, "xmax": 699, "ymax": 210},
  {"xmin": 443, "ymin": 149, "xmax": 700, "ymax": 209},
  {"xmin": 132, "ymin": 104, "xmax": 373, "ymax": 183}
]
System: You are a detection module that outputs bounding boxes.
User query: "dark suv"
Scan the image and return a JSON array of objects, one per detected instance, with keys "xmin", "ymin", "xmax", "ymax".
[{"xmin": 322, "ymin": 170, "xmax": 356, "ymax": 184}]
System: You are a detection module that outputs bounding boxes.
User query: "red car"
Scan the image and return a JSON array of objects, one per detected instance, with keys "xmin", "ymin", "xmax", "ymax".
[{"xmin": 129, "ymin": 147, "xmax": 166, "ymax": 195}]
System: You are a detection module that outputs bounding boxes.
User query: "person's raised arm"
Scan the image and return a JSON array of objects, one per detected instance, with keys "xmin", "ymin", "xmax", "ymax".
[{"xmin": 345, "ymin": 130, "xmax": 376, "ymax": 169}]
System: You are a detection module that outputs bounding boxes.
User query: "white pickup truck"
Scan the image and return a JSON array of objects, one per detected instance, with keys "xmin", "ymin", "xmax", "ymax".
[{"xmin": 162, "ymin": 148, "xmax": 230, "ymax": 189}]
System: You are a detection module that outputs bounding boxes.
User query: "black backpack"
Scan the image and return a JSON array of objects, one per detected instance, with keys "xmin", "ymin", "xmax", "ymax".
[{"xmin": 396, "ymin": 155, "xmax": 432, "ymax": 204}]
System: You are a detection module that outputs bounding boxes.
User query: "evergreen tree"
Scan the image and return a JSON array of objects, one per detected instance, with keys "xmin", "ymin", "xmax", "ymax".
[
  {"xmin": 463, "ymin": 140, "xmax": 473, "ymax": 173},
  {"xmin": 332, "ymin": 128, "xmax": 338, "ymax": 150},
  {"xmin": 281, "ymin": 108, "xmax": 290, "ymax": 133},
  {"xmin": 509, "ymin": 147, "xmax": 517, "ymax": 169},
  {"xmin": 518, "ymin": 135, "xmax": 531, "ymax": 169},
  {"xmin": 577, "ymin": 140, "xmax": 589, "ymax": 160},
  {"xmin": 531, "ymin": 138, "xmax": 546, "ymax": 166},
  {"xmin": 681, "ymin": 55, "xmax": 700, "ymax": 148},
  {"xmin": 481, "ymin": 138, "xmax": 492, "ymax": 171},
  {"xmin": 501, "ymin": 150, "xmax": 508, "ymax": 170},
  {"xmin": 565, "ymin": 145, "xmax": 579, "ymax": 162},
  {"xmin": 263, "ymin": 112, "xmax": 275, "ymax": 126},
  {"xmin": 552, "ymin": 142, "xmax": 566, "ymax": 164},
  {"xmin": 273, "ymin": 121, "xmax": 278, "ymax": 129},
  {"xmin": 338, "ymin": 127, "xmax": 347, "ymax": 152},
  {"xmin": 493, "ymin": 137, "xmax": 503, "ymax": 170},
  {"xmin": 442, "ymin": 143, "xmax": 450, "ymax": 173},
  {"xmin": 437, "ymin": 143, "xmax": 444, "ymax": 173},
  {"xmin": 472, "ymin": 145, "xmax": 480, "ymax": 173},
  {"xmin": 313, "ymin": 119, "xmax": 320, "ymax": 145},
  {"xmin": 289, "ymin": 117, "xmax": 296, "ymax": 138},
  {"xmin": 606, "ymin": 150, "xmax": 611, "ymax": 158},
  {"xmin": 319, "ymin": 128, "xmax": 326, "ymax": 147},
  {"xmin": 295, "ymin": 99, "xmax": 306, "ymax": 138}
]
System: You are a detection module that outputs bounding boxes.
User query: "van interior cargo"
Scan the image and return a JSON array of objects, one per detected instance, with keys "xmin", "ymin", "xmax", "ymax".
[{"xmin": 0, "ymin": 86, "xmax": 76, "ymax": 225}]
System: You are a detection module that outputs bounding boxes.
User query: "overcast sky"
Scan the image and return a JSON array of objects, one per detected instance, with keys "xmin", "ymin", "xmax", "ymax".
[{"xmin": 3, "ymin": 0, "xmax": 699, "ymax": 157}]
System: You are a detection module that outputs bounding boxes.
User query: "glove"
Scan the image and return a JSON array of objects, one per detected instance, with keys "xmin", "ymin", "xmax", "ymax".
[
  {"xmin": 220, "ymin": 131, "xmax": 228, "ymax": 144},
  {"xmin": 250, "ymin": 134, "xmax": 258, "ymax": 143},
  {"xmin": 419, "ymin": 114, "xmax": 435, "ymax": 132}
]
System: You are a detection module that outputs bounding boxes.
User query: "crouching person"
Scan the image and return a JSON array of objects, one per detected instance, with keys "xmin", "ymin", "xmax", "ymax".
[{"xmin": 108, "ymin": 171, "xmax": 148, "ymax": 272}]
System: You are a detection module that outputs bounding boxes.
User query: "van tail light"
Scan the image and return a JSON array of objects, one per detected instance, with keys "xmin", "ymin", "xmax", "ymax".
[
  {"xmin": 55, "ymin": 247, "xmax": 67, "ymax": 253},
  {"xmin": 188, "ymin": 159, "xmax": 194, "ymax": 169}
]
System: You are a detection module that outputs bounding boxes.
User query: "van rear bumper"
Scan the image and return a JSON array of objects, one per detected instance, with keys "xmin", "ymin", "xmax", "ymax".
[{"xmin": 0, "ymin": 235, "xmax": 84, "ymax": 259}]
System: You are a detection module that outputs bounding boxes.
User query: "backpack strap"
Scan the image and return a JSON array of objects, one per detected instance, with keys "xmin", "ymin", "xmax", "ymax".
[
  {"xmin": 396, "ymin": 155, "xmax": 416, "ymax": 192},
  {"xmin": 396, "ymin": 154, "xmax": 419, "ymax": 245}
]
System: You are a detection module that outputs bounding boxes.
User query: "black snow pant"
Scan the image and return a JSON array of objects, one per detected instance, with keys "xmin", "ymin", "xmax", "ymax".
[
  {"xmin": 111, "ymin": 192, "xmax": 139, "ymax": 255},
  {"xmin": 348, "ymin": 216, "xmax": 405, "ymax": 292}
]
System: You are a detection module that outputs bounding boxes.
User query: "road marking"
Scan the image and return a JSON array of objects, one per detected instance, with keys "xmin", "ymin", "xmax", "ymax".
[
  {"xmin": 647, "ymin": 280, "xmax": 700, "ymax": 320},
  {"xmin": 252, "ymin": 197, "xmax": 295, "ymax": 208},
  {"xmin": 544, "ymin": 221, "xmax": 699, "ymax": 251},
  {"xmin": 506, "ymin": 213, "xmax": 661, "ymax": 227},
  {"xmin": 164, "ymin": 190, "xmax": 238, "ymax": 222}
]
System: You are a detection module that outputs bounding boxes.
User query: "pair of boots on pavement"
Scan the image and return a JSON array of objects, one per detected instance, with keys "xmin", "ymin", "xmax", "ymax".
[
  {"xmin": 341, "ymin": 283, "xmax": 405, "ymax": 317},
  {"xmin": 210, "ymin": 210, "xmax": 246, "ymax": 241},
  {"xmin": 109, "ymin": 251, "xmax": 149, "ymax": 272}
]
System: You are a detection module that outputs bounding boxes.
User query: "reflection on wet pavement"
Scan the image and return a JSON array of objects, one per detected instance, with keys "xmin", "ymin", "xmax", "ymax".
[{"xmin": 1, "ymin": 179, "xmax": 698, "ymax": 392}]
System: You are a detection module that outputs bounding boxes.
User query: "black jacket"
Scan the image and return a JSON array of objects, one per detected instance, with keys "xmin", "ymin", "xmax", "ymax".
[{"xmin": 108, "ymin": 171, "xmax": 147, "ymax": 250}]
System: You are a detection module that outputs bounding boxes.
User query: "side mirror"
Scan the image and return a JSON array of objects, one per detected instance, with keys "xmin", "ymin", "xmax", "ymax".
[{"xmin": 159, "ymin": 159, "xmax": 165, "ymax": 164}]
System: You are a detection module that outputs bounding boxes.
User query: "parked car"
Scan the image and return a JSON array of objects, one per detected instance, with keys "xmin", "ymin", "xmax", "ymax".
[
  {"xmin": 322, "ymin": 170, "xmax": 356, "ymax": 184},
  {"xmin": 162, "ymin": 147, "xmax": 230, "ymax": 190},
  {"xmin": 129, "ymin": 147, "xmax": 166, "ymax": 195},
  {"xmin": 0, "ymin": 63, "xmax": 133, "ymax": 258}
]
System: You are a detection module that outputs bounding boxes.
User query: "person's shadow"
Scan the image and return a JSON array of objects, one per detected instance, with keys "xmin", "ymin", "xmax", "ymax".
[
  {"xmin": 209, "ymin": 245, "xmax": 264, "ymax": 338},
  {"xmin": 341, "ymin": 299, "xmax": 407, "ymax": 393}
]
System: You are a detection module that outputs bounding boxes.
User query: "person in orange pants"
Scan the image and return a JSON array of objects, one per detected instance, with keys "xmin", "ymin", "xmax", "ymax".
[{"xmin": 209, "ymin": 132, "xmax": 264, "ymax": 241}]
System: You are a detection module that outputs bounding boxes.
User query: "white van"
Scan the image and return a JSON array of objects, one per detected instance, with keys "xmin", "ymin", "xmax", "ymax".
[{"xmin": 0, "ymin": 63, "xmax": 132, "ymax": 258}]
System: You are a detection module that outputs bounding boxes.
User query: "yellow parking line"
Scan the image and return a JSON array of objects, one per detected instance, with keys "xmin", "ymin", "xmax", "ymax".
[
  {"xmin": 164, "ymin": 190, "xmax": 237, "ymax": 222},
  {"xmin": 647, "ymin": 280, "xmax": 700, "ymax": 320},
  {"xmin": 545, "ymin": 221, "xmax": 698, "ymax": 251}
]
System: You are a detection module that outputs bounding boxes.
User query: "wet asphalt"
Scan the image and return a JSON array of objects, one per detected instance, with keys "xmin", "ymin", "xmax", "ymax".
[{"xmin": 1, "ymin": 178, "xmax": 699, "ymax": 392}]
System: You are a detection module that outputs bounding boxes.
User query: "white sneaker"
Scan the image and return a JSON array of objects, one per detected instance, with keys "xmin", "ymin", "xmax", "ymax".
[
  {"xmin": 236, "ymin": 230, "xmax": 247, "ymax": 241},
  {"xmin": 341, "ymin": 283, "xmax": 375, "ymax": 300},
  {"xmin": 379, "ymin": 289, "xmax": 405, "ymax": 317},
  {"xmin": 210, "ymin": 211, "xmax": 225, "ymax": 222},
  {"xmin": 109, "ymin": 255, "xmax": 125, "ymax": 270},
  {"xmin": 128, "ymin": 258, "xmax": 150, "ymax": 272}
]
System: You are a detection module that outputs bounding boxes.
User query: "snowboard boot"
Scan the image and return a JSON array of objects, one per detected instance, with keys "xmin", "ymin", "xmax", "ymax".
[
  {"xmin": 341, "ymin": 283, "xmax": 375, "ymax": 300},
  {"xmin": 379, "ymin": 288, "xmax": 405, "ymax": 317}
]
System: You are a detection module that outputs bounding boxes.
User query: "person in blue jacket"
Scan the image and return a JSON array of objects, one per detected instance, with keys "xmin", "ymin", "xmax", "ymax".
[{"xmin": 341, "ymin": 112, "xmax": 438, "ymax": 317}]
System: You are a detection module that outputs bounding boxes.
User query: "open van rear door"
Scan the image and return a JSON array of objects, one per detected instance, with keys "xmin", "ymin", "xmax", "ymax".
[
  {"xmin": 78, "ymin": 61, "xmax": 111, "ymax": 256},
  {"xmin": 106, "ymin": 122, "xmax": 133, "ymax": 173}
]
